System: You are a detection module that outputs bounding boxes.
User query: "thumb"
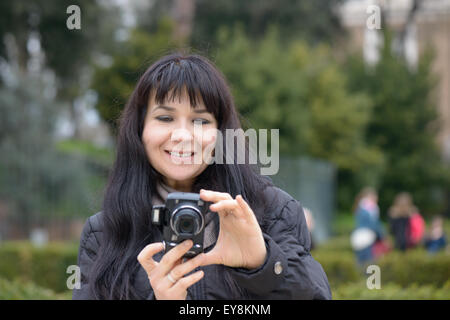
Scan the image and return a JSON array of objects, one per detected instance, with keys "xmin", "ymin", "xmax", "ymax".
[{"xmin": 200, "ymin": 248, "xmax": 222, "ymax": 267}]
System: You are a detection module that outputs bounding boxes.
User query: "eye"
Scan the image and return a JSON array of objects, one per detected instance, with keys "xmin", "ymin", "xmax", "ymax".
[
  {"xmin": 156, "ymin": 116, "xmax": 173, "ymax": 122},
  {"xmin": 193, "ymin": 118, "xmax": 211, "ymax": 125}
]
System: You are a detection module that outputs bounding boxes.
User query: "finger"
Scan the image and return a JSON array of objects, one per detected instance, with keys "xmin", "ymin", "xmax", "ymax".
[
  {"xmin": 157, "ymin": 240, "xmax": 194, "ymax": 277},
  {"xmin": 137, "ymin": 242, "xmax": 164, "ymax": 272},
  {"xmin": 169, "ymin": 253, "xmax": 205, "ymax": 281},
  {"xmin": 236, "ymin": 195, "xmax": 256, "ymax": 222},
  {"xmin": 154, "ymin": 258, "xmax": 183, "ymax": 291},
  {"xmin": 209, "ymin": 199, "xmax": 243, "ymax": 219},
  {"xmin": 162, "ymin": 253, "xmax": 205, "ymax": 288},
  {"xmin": 200, "ymin": 189, "xmax": 232, "ymax": 202},
  {"xmin": 171, "ymin": 270, "xmax": 204, "ymax": 291}
]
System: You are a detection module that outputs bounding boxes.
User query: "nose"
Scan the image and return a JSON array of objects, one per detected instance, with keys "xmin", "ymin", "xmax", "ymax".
[{"xmin": 171, "ymin": 126, "xmax": 194, "ymax": 143}]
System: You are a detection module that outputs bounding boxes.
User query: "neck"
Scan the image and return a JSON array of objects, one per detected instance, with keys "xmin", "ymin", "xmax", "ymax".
[{"xmin": 163, "ymin": 177, "xmax": 194, "ymax": 192}]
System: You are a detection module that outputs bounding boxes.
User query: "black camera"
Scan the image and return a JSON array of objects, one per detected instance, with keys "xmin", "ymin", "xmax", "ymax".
[{"xmin": 151, "ymin": 192, "xmax": 210, "ymax": 258}]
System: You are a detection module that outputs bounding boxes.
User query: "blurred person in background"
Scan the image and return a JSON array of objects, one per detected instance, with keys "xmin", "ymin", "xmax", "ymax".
[
  {"xmin": 388, "ymin": 192, "xmax": 424, "ymax": 251},
  {"xmin": 424, "ymin": 215, "xmax": 447, "ymax": 254},
  {"xmin": 351, "ymin": 187, "xmax": 386, "ymax": 266},
  {"xmin": 303, "ymin": 207, "xmax": 315, "ymax": 250}
]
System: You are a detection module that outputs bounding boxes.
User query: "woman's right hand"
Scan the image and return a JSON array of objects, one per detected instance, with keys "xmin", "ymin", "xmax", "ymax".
[{"xmin": 137, "ymin": 239, "xmax": 205, "ymax": 300}]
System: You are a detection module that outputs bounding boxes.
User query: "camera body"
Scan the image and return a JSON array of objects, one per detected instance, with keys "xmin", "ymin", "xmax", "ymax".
[{"xmin": 151, "ymin": 192, "xmax": 210, "ymax": 258}]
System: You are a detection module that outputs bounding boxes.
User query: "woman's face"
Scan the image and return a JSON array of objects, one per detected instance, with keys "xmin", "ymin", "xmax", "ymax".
[{"xmin": 142, "ymin": 91, "xmax": 218, "ymax": 191}]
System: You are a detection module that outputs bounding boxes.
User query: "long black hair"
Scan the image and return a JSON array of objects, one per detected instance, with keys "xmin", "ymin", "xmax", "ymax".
[{"xmin": 89, "ymin": 52, "xmax": 273, "ymax": 299}]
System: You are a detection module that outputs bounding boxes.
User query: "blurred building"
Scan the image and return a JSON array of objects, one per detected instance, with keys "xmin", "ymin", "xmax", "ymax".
[{"xmin": 339, "ymin": 0, "xmax": 450, "ymax": 162}]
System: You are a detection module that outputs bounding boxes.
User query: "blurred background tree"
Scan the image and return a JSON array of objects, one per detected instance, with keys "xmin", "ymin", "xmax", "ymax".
[
  {"xmin": 0, "ymin": 0, "xmax": 120, "ymax": 237},
  {"xmin": 345, "ymin": 30, "xmax": 450, "ymax": 216},
  {"xmin": 0, "ymin": 0, "xmax": 119, "ymax": 138},
  {"xmin": 0, "ymin": 68, "xmax": 91, "ymax": 235},
  {"xmin": 92, "ymin": 19, "xmax": 177, "ymax": 134},
  {"xmin": 140, "ymin": 0, "xmax": 345, "ymax": 47},
  {"xmin": 213, "ymin": 26, "xmax": 385, "ymax": 212}
]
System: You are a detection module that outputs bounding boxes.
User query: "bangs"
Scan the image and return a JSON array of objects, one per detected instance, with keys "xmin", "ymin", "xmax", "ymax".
[{"xmin": 143, "ymin": 55, "xmax": 228, "ymax": 125}]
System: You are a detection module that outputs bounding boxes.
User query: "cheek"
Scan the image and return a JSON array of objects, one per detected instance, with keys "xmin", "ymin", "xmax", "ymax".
[
  {"xmin": 199, "ymin": 128, "xmax": 217, "ymax": 148},
  {"xmin": 142, "ymin": 124, "xmax": 169, "ymax": 150}
]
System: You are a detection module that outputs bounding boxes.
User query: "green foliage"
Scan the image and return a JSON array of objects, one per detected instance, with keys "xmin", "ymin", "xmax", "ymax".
[
  {"xmin": 215, "ymin": 27, "xmax": 374, "ymax": 158},
  {"xmin": 92, "ymin": 20, "xmax": 178, "ymax": 133},
  {"xmin": 313, "ymin": 245, "xmax": 450, "ymax": 291},
  {"xmin": 0, "ymin": 277, "xmax": 71, "ymax": 300},
  {"xmin": 0, "ymin": 2, "xmax": 118, "ymax": 227},
  {"xmin": 313, "ymin": 251, "xmax": 362, "ymax": 285},
  {"xmin": 376, "ymin": 249, "xmax": 450, "ymax": 288},
  {"xmin": 316, "ymin": 235, "xmax": 353, "ymax": 252},
  {"xmin": 0, "ymin": 241, "xmax": 78, "ymax": 294},
  {"xmin": 0, "ymin": 71, "xmax": 94, "ymax": 225},
  {"xmin": 313, "ymin": 214, "xmax": 450, "ymax": 297},
  {"xmin": 56, "ymin": 139, "xmax": 114, "ymax": 170},
  {"xmin": 214, "ymin": 26, "xmax": 384, "ymax": 210},
  {"xmin": 0, "ymin": 0, "xmax": 118, "ymax": 99},
  {"xmin": 344, "ymin": 31, "xmax": 450, "ymax": 216},
  {"xmin": 193, "ymin": 0, "xmax": 344, "ymax": 46},
  {"xmin": 143, "ymin": 0, "xmax": 344, "ymax": 47},
  {"xmin": 55, "ymin": 139, "xmax": 111, "ymax": 215},
  {"xmin": 0, "ymin": 239, "xmax": 449, "ymax": 299},
  {"xmin": 332, "ymin": 280, "xmax": 450, "ymax": 300},
  {"xmin": 331, "ymin": 213, "xmax": 357, "ymax": 237}
]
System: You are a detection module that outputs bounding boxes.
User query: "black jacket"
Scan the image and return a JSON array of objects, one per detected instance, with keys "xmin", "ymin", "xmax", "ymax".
[{"xmin": 72, "ymin": 186, "xmax": 332, "ymax": 300}]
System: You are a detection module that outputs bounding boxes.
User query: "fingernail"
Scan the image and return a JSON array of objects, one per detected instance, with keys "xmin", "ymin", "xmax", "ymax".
[
  {"xmin": 196, "ymin": 270, "xmax": 204, "ymax": 278},
  {"xmin": 184, "ymin": 240, "xmax": 192, "ymax": 247}
]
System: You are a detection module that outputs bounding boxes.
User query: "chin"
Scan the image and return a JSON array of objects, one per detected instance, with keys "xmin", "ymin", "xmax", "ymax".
[{"xmin": 162, "ymin": 167, "xmax": 200, "ymax": 183}]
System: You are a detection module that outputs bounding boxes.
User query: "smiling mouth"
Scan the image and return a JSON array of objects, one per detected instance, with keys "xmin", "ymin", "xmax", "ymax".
[{"xmin": 166, "ymin": 150, "xmax": 195, "ymax": 158}]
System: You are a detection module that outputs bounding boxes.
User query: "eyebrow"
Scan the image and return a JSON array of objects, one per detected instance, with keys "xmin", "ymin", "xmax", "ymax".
[{"xmin": 151, "ymin": 105, "xmax": 210, "ymax": 114}]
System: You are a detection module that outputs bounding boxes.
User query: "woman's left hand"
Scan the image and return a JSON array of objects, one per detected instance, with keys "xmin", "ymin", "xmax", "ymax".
[{"xmin": 199, "ymin": 189, "xmax": 267, "ymax": 270}]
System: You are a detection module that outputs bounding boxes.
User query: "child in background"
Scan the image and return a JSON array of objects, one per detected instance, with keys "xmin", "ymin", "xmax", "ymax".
[{"xmin": 424, "ymin": 216, "xmax": 447, "ymax": 254}]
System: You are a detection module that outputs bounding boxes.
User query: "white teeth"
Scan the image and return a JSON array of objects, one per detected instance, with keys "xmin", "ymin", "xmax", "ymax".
[{"xmin": 170, "ymin": 151, "xmax": 193, "ymax": 157}]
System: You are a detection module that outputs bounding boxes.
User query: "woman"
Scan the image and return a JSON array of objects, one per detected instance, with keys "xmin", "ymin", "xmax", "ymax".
[
  {"xmin": 351, "ymin": 187, "xmax": 385, "ymax": 265},
  {"xmin": 388, "ymin": 192, "xmax": 421, "ymax": 251},
  {"xmin": 72, "ymin": 53, "xmax": 331, "ymax": 300}
]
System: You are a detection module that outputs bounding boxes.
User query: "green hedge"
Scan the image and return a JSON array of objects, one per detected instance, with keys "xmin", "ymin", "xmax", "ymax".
[
  {"xmin": 313, "ymin": 248, "xmax": 450, "ymax": 290},
  {"xmin": 1, "ymin": 240, "xmax": 449, "ymax": 299},
  {"xmin": 376, "ymin": 250, "xmax": 450, "ymax": 288},
  {"xmin": 0, "ymin": 242, "xmax": 78, "ymax": 294},
  {"xmin": 0, "ymin": 277, "xmax": 71, "ymax": 300},
  {"xmin": 313, "ymin": 251, "xmax": 361, "ymax": 285},
  {"xmin": 332, "ymin": 280, "xmax": 450, "ymax": 300}
]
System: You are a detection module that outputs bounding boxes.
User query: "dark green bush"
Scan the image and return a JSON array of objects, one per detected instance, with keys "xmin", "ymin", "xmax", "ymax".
[
  {"xmin": 376, "ymin": 249, "xmax": 450, "ymax": 288},
  {"xmin": 313, "ymin": 247, "xmax": 450, "ymax": 290},
  {"xmin": 0, "ymin": 277, "xmax": 71, "ymax": 300},
  {"xmin": 1, "ymin": 240, "xmax": 449, "ymax": 299},
  {"xmin": 313, "ymin": 251, "xmax": 361, "ymax": 286},
  {"xmin": 0, "ymin": 242, "xmax": 78, "ymax": 293},
  {"xmin": 332, "ymin": 279, "xmax": 450, "ymax": 300}
]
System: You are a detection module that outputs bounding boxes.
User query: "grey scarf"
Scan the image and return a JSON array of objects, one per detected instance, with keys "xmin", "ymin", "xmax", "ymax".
[{"xmin": 152, "ymin": 181, "xmax": 219, "ymax": 249}]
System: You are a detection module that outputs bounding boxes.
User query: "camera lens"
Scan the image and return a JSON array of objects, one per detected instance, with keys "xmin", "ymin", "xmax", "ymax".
[
  {"xmin": 171, "ymin": 206, "xmax": 203, "ymax": 236},
  {"xmin": 179, "ymin": 216, "xmax": 194, "ymax": 233}
]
